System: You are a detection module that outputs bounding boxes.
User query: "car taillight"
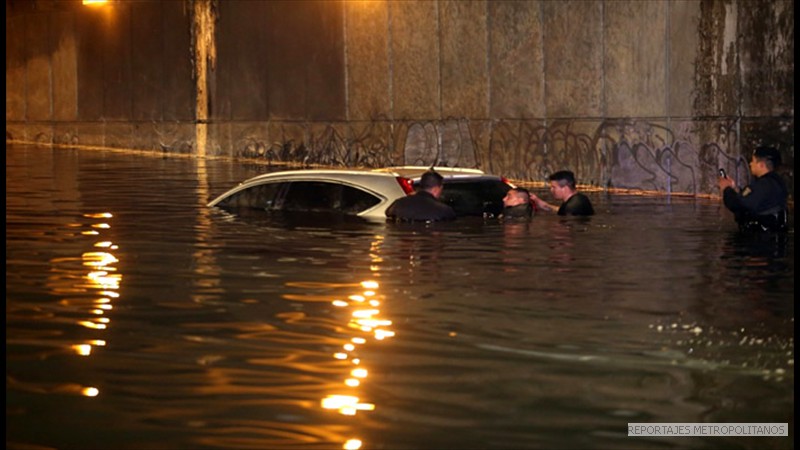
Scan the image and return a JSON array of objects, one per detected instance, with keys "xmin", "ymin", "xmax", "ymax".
[
  {"xmin": 500, "ymin": 177, "xmax": 516, "ymax": 188},
  {"xmin": 396, "ymin": 177, "xmax": 415, "ymax": 195}
]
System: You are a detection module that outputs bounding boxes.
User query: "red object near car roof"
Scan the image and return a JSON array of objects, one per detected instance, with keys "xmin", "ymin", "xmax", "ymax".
[{"xmin": 396, "ymin": 177, "xmax": 415, "ymax": 195}]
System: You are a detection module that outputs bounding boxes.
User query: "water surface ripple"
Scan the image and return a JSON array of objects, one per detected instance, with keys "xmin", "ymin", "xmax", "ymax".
[{"xmin": 6, "ymin": 146, "xmax": 793, "ymax": 450}]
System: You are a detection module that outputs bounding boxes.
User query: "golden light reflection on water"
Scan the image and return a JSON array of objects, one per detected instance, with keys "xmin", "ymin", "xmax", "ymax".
[
  {"xmin": 48, "ymin": 212, "xmax": 123, "ymax": 398},
  {"xmin": 82, "ymin": 387, "xmax": 100, "ymax": 397},
  {"xmin": 316, "ymin": 277, "xmax": 395, "ymax": 449},
  {"xmin": 77, "ymin": 213, "xmax": 122, "ymax": 396},
  {"xmin": 191, "ymin": 156, "xmax": 223, "ymax": 306},
  {"xmin": 344, "ymin": 438, "xmax": 362, "ymax": 450}
]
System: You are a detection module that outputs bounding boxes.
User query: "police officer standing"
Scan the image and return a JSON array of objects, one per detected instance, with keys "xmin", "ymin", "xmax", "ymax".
[{"xmin": 718, "ymin": 146, "xmax": 788, "ymax": 233}]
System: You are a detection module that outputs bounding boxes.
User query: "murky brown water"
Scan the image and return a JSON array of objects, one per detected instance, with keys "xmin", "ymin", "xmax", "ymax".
[{"xmin": 6, "ymin": 145, "xmax": 793, "ymax": 449}]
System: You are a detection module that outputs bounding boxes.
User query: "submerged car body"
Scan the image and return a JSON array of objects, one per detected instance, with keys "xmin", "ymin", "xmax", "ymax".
[
  {"xmin": 208, "ymin": 166, "xmax": 514, "ymax": 220},
  {"xmin": 207, "ymin": 169, "xmax": 413, "ymax": 220}
]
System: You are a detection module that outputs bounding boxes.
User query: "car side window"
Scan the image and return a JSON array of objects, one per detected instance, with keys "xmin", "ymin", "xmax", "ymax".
[
  {"xmin": 216, "ymin": 183, "xmax": 282, "ymax": 209},
  {"xmin": 281, "ymin": 181, "xmax": 338, "ymax": 212},
  {"xmin": 341, "ymin": 184, "xmax": 381, "ymax": 213},
  {"xmin": 279, "ymin": 181, "xmax": 380, "ymax": 214}
]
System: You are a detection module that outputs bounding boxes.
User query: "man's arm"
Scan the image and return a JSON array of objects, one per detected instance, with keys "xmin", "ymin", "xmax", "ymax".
[
  {"xmin": 719, "ymin": 176, "xmax": 743, "ymax": 214},
  {"xmin": 529, "ymin": 193, "xmax": 558, "ymax": 213},
  {"xmin": 722, "ymin": 176, "xmax": 777, "ymax": 215}
]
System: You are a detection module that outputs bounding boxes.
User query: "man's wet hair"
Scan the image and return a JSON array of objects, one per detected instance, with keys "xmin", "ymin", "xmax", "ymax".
[
  {"xmin": 511, "ymin": 187, "xmax": 531, "ymax": 201},
  {"xmin": 549, "ymin": 170, "xmax": 577, "ymax": 190},
  {"xmin": 419, "ymin": 170, "xmax": 445, "ymax": 190},
  {"xmin": 753, "ymin": 146, "xmax": 782, "ymax": 170}
]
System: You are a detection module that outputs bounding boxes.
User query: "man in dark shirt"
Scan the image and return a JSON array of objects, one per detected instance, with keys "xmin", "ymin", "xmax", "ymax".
[
  {"xmin": 385, "ymin": 170, "xmax": 456, "ymax": 222},
  {"xmin": 719, "ymin": 146, "xmax": 788, "ymax": 233},
  {"xmin": 530, "ymin": 170, "xmax": 594, "ymax": 216},
  {"xmin": 500, "ymin": 187, "xmax": 534, "ymax": 219}
]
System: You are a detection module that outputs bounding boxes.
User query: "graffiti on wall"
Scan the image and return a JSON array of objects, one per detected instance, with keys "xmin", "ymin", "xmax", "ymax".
[
  {"xmin": 226, "ymin": 116, "xmax": 792, "ymax": 197},
  {"xmin": 8, "ymin": 114, "xmax": 790, "ymax": 198},
  {"xmin": 232, "ymin": 118, "xmax": 397, "ymax": 168}
]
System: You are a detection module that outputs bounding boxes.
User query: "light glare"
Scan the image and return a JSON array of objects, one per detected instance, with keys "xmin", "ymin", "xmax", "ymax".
[
  {"xmin": 82, "ymin": 387, "xmax": 100, "ymax": 396},
  {"xmin": 344, "ymin": 439, "xmax": 362, "ymax": 450}
]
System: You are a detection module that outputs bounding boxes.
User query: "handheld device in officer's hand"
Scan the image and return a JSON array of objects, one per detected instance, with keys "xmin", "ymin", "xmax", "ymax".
[{"xmin": 719, "ymin": 168, "xmax": 726, "ymax": 178}]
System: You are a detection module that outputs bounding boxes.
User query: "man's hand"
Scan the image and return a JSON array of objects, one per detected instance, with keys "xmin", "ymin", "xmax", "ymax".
[
  {"xmin": 718, "ymin": 176, "xmax": 736, "ymax": 191},
  {"xmin": 529, "ymin": 193, "xmax": 551, "ymax": 212}
]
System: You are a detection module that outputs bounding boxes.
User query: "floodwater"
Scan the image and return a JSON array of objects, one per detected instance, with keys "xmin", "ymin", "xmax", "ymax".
[{"xmin": 6, "ymin": 144, "xmax": 794, "ymax": 450}]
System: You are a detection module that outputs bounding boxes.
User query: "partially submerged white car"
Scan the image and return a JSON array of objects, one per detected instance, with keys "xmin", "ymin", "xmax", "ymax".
[{"xmin": 208, "ymin": 166, "xmax": 514, "ymax": 220}]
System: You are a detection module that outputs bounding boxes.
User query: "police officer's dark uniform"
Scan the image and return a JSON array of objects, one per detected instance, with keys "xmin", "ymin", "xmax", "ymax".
[
  {"xmin": 386, "ymin": 190, "xmax": 456, "ymax": 222},
  {"xmin": 558, "ymin": 193, "xmax": 594, "ymax": 216},
  {"xmin": 723, "ymin": 170, "xmax": 788, "ymax": 233}
]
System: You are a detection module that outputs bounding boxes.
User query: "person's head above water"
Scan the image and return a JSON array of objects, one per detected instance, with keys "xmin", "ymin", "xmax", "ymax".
[
  {"xmin": 418, "ymin": 170, "xmax": 445, "ymax": 198},
  {"xmin": 503, "ymin": 187, "xmax": 531, "ymax": 208},
  {"xmin": 548, "ymin": 170, "xmax": 578, "ymax": 201},
  {"xmin": 549, "ymin": 170, "xmax": 576, "ymax": 189},
  {"xmin": 751, "ymin": 146, "xmax": 781, "ymax": 176}
]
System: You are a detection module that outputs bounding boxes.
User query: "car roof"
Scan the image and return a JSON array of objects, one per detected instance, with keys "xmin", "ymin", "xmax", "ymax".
[
  {"xmin": 372, "ymin": 166, "xmax": 485, "ymax": 178},
  {"xmin": 377, "ymin": 167, "xmax": 512, "ymax": 186},
  {"xmin": 232, "ymin": 167, "xmax": 486, "ymax": 184},
  {"xmin": 238, "ymin": 168, "xmax": 401, "ymax": 184}
]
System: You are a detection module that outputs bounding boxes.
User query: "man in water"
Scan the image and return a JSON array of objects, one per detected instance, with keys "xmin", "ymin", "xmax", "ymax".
[
  {"xmin": 500, "ymin": 187, "xmax": 534, "ymax": 219},
  {"xmin": 718, "ymin": 146, "xmax": 788, "ymax": 233},
  {"xmin": 530, "ymin": 170, "xmax": 594, "ymax": 216},
  {"xmin": 386, "ymin": 170, "xmax": 456, "ymax": 222}
]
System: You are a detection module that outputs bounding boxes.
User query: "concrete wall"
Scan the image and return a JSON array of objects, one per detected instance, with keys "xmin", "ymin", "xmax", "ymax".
[
  {"xmin": 6, "ymin": 0, "xmax": 195, "ymax": 150},
  {"xmin": 5, "ymin": 0, "xmax": 794, "ymax": 197}
]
